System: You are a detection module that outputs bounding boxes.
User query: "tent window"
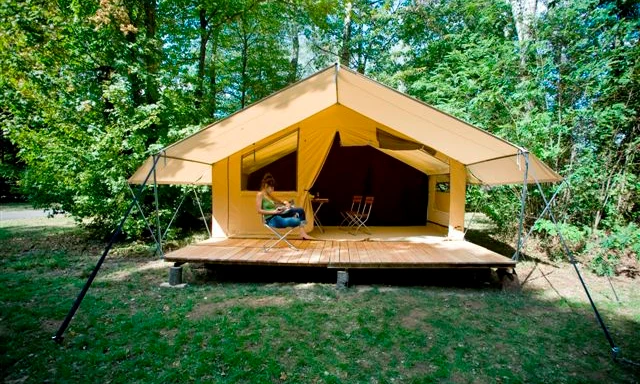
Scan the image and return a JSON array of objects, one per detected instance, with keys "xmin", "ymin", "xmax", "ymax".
[
  {"xmin": 436, "ymin": 182, "xmax": 450, "ymax": 193},
  {"xmin": 241, "ymin": 130, "xmax": 298, "ymax": 191}
]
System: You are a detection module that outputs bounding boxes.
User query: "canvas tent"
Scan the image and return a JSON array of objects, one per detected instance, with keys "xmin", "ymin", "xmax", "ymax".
[{"xmin": 129, "ymin": 64, "xmax": 561, "ymax": 239}]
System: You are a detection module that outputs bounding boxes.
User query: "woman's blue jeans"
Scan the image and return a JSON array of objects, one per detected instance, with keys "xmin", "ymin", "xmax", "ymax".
[{"xmin": 267, "ymin": 207, "xmax": 306, "ymax": 228}]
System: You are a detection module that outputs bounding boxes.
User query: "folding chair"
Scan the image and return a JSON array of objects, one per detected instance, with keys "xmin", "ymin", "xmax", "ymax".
[
  {"xmin": 339, "ymin": 195, "xmax": 363, "ymax": 230},
  {"xmin": 348, "ymin": 196, "xmax": 374, "ymax": 235},
  {"xmin": 262, "ymin": 215, "xmax": 299, "ymax": 251}
]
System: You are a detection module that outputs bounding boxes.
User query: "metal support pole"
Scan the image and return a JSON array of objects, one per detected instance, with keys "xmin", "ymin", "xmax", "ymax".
[
  {"xmin": 153, "ymin": 155, "xmax": 163, "ymax": 256},
  {"xmin": 53, "ymin": 155, "xmax": 162, "ymax": 344},
  {"xmin": 513, "ymin": 179, "xmax": 566, "ymax": 260},
  {"xmin": 514, "ymin": 150, "xmax": 529, "ymax": 261},
  {"xmin": 127, "ymin": 184, "xmax": 161, "ymax": 248},
  {"xmin": 193, "ymin": 188, "xmax": 211, "ymax": 238},
  {"xmin": 531, "ymin": 172, "xmax": 619, "ymax": 359},
  {"xmin": 161, "ymin": 190, "xmax": 189, "ymax": 242}
]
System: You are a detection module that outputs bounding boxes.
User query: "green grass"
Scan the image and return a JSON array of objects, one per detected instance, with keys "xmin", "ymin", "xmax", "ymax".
[{"xmin": 1, "ymin": 214, "xmax": 639, "ymax": 383}]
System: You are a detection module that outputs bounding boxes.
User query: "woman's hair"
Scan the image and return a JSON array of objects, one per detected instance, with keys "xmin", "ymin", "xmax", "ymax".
[{"xmin": 261, "ymin": 173, "xmax": 276, "ymax": 189}]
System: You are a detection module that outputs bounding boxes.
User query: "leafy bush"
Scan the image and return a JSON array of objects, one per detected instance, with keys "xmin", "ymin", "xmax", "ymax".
[
  {"xmin": 588, "ymin": 223, "xmax": 640, "ymax": 276},
  {"xmin": 466, "ymin": 185, "xmax": 520, "ymax": 235},
  {"xmin": 532, "ymin": 219, "xmax": 589, "ymax": 261}
]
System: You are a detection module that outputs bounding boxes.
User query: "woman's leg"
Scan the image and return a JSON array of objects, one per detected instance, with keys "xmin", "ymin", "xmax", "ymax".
[
  {"xmin": 268, "ymin": 215, "xmax": 301, "ymax": 228},
  {"xmin": 280, "ymin": 207, "xmax": 306, "ymax": 222},
  {"xmin": 294, "ymin": 207, "xmax": 306, "ymax": 222},
  {"xmin": 268, "ymin": 214, "xmax": 312, "ymax": 239}
]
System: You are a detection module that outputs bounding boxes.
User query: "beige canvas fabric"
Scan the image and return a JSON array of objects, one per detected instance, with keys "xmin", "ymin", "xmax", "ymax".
[
  {"xmin": 129, "ymin": 64, "xmax": 560, "ymax": 186},
  {"xmin": 129, "ymin": 64, "xmax": 561, "ymax": 238}
]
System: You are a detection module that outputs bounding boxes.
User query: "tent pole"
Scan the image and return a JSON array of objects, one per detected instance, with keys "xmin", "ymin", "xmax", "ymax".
[
  {"xmin": 153, "ymin": 154, "xmax": 163, "ymax": 256},
  {"xmin": 514, "ymin": 149, "xmax": 529, "ymax": 262},
  {"xmin": 127, "ymin": 184, "xmax": 161, "ymax": 249},
  {"xmin": 193, "ymin": 188, "xmax": 211, "ymax": 238},
  {"xmin": 53, "ymin": 155, "xmax": 162, "ymax": 344},
  {"xmin": 530, "ymin": 172, "xmax": 620, "ymax": 359},
  {"xmin": 512, "ymin": 179, "xmax": 566, "ymax": 260},
  {"xmin": 161, "ymin": 189, "xmax": 189, "ymax": 242}
]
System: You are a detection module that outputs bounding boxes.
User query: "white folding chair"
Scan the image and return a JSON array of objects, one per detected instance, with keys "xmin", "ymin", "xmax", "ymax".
[
  {"xmin": 262, "ymin": 215, "xmax": 299, "ymax": 251},
  {"xmin": 348, "ymin": 196, "xmax": 374, "ymax": 235}
]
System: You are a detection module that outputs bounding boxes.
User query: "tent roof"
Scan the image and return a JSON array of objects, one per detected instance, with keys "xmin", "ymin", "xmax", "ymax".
[{"xmin": 130, "ymin": 64, "xmax": 561, "ymax": 186}]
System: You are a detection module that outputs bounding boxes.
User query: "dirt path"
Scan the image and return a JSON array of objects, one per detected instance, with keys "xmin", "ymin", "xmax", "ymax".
[{"xmin": 0, "ymin": 209, "xmax": 54, "ymax": 220}]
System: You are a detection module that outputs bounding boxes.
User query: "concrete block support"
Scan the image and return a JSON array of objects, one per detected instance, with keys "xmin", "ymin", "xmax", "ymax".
[
  {"xmin": 497, "ymin": 268, "xmax": 520, "ymax": 292},
  {"xmin": 169, "ymin": 265, "xmax": 183, "ymax": 286},
  {"xmin": 336, "ymin": 270, "xmax": 349, "ymax": 289}
]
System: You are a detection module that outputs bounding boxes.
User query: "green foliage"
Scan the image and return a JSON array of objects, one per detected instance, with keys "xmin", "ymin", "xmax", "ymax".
[
  {"xmin": 466, "ymin": 185, "xmax": 520, "ymax": 235},
  {"xmin": 532, "ymin": 219, "xmax": 588, "ymax": 261},
  {"xmin": 589, "ymin": 223, "xmax": 640, "ymax": 276},
  {"xmin": 532, "ymin": 219, "xmax": 588, "ymax": 247}
]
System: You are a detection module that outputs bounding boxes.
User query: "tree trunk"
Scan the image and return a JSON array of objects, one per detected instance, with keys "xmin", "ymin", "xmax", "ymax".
[
  {"xmin": 143, "ymin": 0, "xmax": 159, "ymax": 105},
  {"xmin": 240, "ymin": 24, "xmax": 249, "ymax": 109},
  {"xmin": 357, "ymin": 40, "xmax": 366, "ymax": 74},
  {"xmin": 340, "ymin": 2, "xmax": 353, "ymax": 67},
  {"xmin": 508, "ymin": 0, "xmax": 539, "ymax": 69},
  {"xmin": 196, "ymin": 7, "xmax": 209, "ymax": 111},
  {"xmin": 289, "ymin": 24, "xmax": 299, "ymax": 83},
  {"xmin": 208, "ymin": 28, "xmax": 219, "ymax": 119},
  {"xmin": 509, "ymin": 0, "xmax": 543, "ymax": 113}
]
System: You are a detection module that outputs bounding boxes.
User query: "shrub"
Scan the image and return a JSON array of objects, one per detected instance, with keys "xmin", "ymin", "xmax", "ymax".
[
  {"xmin": 532, "ymin": 219, "xmax": 589, "ymax": 261},
  {"xmin": 588, "ymin": 223, "xmax": 640, "ymax": 276}
]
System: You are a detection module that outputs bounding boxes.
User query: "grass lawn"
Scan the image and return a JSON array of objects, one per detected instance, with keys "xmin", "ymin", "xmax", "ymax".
[{"xmin": 1, "ymin": 213, "xmax": 639, "ymax": 383}]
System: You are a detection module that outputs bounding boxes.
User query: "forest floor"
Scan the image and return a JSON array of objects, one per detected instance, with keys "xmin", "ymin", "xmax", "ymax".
[{"xmin": 1, "ymin": 209, "xmax": 639, "ymax": 383}]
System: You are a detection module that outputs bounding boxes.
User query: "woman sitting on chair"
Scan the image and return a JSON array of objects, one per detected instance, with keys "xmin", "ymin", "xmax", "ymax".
[{"xmin": 256, "ymin": 173, "xmax": 313, "ymax": 240}]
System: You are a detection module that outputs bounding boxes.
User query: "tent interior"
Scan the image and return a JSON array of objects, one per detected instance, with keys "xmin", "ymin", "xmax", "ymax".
[{"xmin": 245, "ymin": 133, "xmax": 430, "ymax": 227}]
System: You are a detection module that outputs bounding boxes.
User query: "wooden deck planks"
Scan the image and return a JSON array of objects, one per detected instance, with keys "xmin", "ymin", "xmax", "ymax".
[{"xmin": 164, "ymin": 238, "xmax": 516, "ymax": 268}]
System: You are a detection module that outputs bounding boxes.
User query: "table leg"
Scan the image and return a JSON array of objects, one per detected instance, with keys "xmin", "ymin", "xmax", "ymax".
[{"xmin": 313, "ymin": 202, "xmax": 325, "ymax": 233}]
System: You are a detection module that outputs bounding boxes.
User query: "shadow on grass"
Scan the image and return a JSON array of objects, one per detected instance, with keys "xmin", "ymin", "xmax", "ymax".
[{"xmin": 465, "ymin": 228, "xmax": 555, "ymax": 266}]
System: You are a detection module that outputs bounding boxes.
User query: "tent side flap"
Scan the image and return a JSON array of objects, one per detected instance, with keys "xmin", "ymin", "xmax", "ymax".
[{"xmin": 468, "ymin": 154, "xmax": 562, "ymax": 185}]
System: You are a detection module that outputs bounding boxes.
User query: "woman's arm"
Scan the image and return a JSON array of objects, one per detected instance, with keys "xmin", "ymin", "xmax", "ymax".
[
  {"xmin": 265, "ymin": 191, "xmax": 290, "ymax": 208},
  {"xmin": 256, "ymin": 191, "xmax": 283, "ymax": 215}
]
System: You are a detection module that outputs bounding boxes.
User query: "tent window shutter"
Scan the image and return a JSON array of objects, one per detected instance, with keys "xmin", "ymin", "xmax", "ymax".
[{"xmin": 241, "ymin": 130, "xmax": 299, "ymax": 191}]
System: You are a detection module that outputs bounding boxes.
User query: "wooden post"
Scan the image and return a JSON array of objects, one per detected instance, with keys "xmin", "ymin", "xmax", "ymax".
[{"xmin": 448, "ymin": 159, "xmax": 466, "ymax": 240}]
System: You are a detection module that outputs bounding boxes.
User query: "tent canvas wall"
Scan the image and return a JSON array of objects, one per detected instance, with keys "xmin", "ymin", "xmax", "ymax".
[{"xmin": 129, "ymin": 64, "xmax": 561, "ymax": 239}]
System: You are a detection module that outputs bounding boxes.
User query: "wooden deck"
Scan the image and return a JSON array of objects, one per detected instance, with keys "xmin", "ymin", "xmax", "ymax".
[{"xmin": 164, "ymin": 237, "xmax": 516, "ymax": 269}]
